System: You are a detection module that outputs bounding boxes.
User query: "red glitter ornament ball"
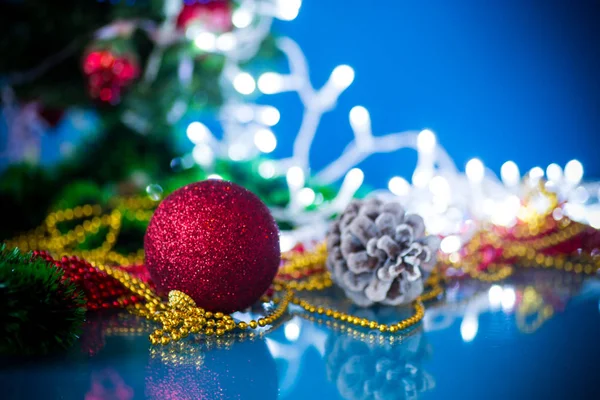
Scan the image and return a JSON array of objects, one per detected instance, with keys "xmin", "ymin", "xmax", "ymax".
[{"xmin": 144, "ymin": 180, "xmax": 280, "ymax": 313}]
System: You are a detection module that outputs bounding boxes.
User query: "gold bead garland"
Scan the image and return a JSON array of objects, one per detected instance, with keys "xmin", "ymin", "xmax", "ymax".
[{"xmin": 5, "ymin": 190, "xmax": 600, "ymax": 345}]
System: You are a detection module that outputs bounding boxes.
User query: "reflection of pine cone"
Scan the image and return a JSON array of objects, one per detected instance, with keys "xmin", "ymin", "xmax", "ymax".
[
  {"xmin": 327, "ymin": 198, "xmax": 440, "ymax": 307},
  {"xmin": 325, "ymin": 331, "xmax": 434, "ymax": 400}
]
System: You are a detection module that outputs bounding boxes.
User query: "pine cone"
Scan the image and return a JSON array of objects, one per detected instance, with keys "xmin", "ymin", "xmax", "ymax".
[{"xmin": 326, "ymin": 198, "xmax": 440, "ymax": 307}]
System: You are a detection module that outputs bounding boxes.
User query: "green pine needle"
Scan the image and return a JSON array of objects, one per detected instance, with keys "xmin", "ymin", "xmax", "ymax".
[{"xmin": 0, "ymin": 244, "xmax": 86, "ymax": 355}]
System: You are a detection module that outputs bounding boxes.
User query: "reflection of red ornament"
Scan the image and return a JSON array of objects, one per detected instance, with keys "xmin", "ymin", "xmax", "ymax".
[
  {"xmin": 83, "ymin": 50, "xmax": 139, "ymax": 104},
  {"xmin": 176, "ymin": 1, "xmax": 232, "ymax": 33},
  {"xmin": 144, "ymin": 180, "xmax": 280, "ymax": 313},
  {"xmin": 145, "ymin": 339, "xmax": 278, "ymax": 400}
]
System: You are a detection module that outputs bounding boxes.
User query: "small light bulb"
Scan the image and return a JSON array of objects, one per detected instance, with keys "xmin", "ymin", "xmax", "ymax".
[
  {"xmin": 194, "ymin": 32, "xmax": 216, "ymax": 51},
  {"xmin": 258, "ymin": 106, "xmax": 281, "ymax": 126},
  {"xmin": 276, "ymin": 0, "xmax": 302, "ymax": 21},
  {"xmin": 207, "ymin": 174, "xmax": 222, "ymax": 180},
  {"xmin": 192, "ymin": 144, "xmax": 214, "ymax": 167},
  {"xmin": 258, "ymin": 161, "xmax": 276, "ymax": 179},
  {"xmin": 298, "ymin": 187, "xmax": 316, "ymax": 206},
  {"xmin": 232, "ymin": 8, "xmax": 253, "ymax": 28},
  {"xmin": 546, "ymin": 163, "xmax": 563, "ymax": 182},
  {"xmin": 257, "ymin": 72, "xmax": 284, "ymax": 94},
  {"xmin": 233, "ymin": 72, "xmax": 256, "ymax": 95},
  {"xmin": 216, "ymin": 32, "xmax": 236, "ymax": 52},
  {"xmin": 253, "ymin": 128, "xmax": 277, "ymax": 153},
  {"xmin": 417, "ymin": 129, "xmax": 436, "ymax": 154},
  {"xmin": 440, "ymin": 235, "xmax": 461, "ymax": 254},
  {"xmin": 388, "ymin": 176, "xmax": 410, "ymax": 197},
  {"xmin": 186, "ymin": 121, "xmax": 210, "ymax": 144},
  {"xmin": 345, "ymin": 168, "xmax": 364, "ymax": 188},
  {"xmin": 331, "ymin": 65, "xmax": 355, "ymax": 89},
  {"xmin": 500, "ymin": 161, "xmax": 520, "ymax": 187},
  {"xmin": 564, "ymin": 159, "xmax": 583, "ymax": 184},
  {"xmin": 466, "ymin": 158, "xmax": 485, "ymax": 183},
  {"xmin": 287, "ymin": 166, "xmax": 305, "ymax": 189},
  {"xmin": 349, "ymin": 106, "xmax": 370, "ymax": 130}
]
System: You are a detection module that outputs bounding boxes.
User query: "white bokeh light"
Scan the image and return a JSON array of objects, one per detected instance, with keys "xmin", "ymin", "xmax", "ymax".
[
  {"xmin": 284, "ymin": 320, "xmax": 301, "ymax": 341},
  {"xmin": 258, "ymin": 160, "xmax": 276, "ymax": 179},
  {"xmin": 186, "ymin": 121, "xmax": 210, "ymax": 144},
  {"xmin": 388, "ymin": 176, "xmax": 411, "ymax": 197},
  {"xmin": 276, "ymin": 0, "xmax": 302, "ymax": 21},
  {"xmin": 500, "ymin": 161, "xmax": 520, "ymax": 187},
  {"xmin": 501, "ymin": 287, "xmax": 516, "ymax": 311},
  {"xmin": 460, "ymin": 317, "xmax": 478, "ymax": 343},
  {"xmin": 232, "ymin": 8, "xmax": 253, "ymax": 28},
  {"xmin": 216, "ymin": 32, "xmax": 237, "ymax": 52},
  {"xmin": 564, "ymin": 159, "xmax": 584, "ymax": 184},
  {"xmin": 546, "ymin": 163, "xmax": 563, "ymax": 182},
  {"xmin": 258, "ymin": 106, "xmax": 281, "ymax": 126},
  {"xmin": 192, "ymin": 144, "xmax": 213, "ymax": 167},
  {"xmin": 488, "ymin": 285, "xmax": 503, "ymax": 309},
  {"xmin": 440, "ymin": 235, "xmax": 461, "ymax": 254},
  {"xmin": 233, "ymin": 72, "xmax": 256, "ymax": 95},
  {"xmin": 194, "ymin": 32, "xmax": 216, "ymax": 51},
  {"xmin": 330, "ymin": 65, "xmax": 355, "ymax": 89},
  {"xmin": 466, "ymin": 158, "xmax": 485, "ymax": 183},
  {"xmin": 417, "ymin": 129, "xmax": 436, "ymax": 154},
  {"xmin": 254, "ymin": 128, "xmax": 277, "ymax": 153},
  {"xmin": 298, "ymin": 187, "xmax": 316, "ymax": 206},
  {"xmin": 349, "ymin": 106, "xmax": 370, "ymax": 130},
  {"xmin": 287, "ymin": 166, "xmax": 305, "ymax": 189},
  {"xmin": 257, "ymin": 72, "xmax": 284, "ymax": 94}
]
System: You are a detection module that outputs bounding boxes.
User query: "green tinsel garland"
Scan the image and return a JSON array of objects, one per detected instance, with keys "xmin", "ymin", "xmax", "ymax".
[{"xmin": 0, "ymin": 244, "xmax": 86, "ymax": 355}]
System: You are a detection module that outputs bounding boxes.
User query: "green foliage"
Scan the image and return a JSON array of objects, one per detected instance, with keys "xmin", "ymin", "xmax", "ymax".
[{"xmin": 0, "ymin": 244, "xmax": 86, "ymax": 355}]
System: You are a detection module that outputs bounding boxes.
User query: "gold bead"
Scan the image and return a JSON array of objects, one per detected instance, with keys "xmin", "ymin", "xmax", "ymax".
[
  {"xmin": 249, "ymin": 321, "xmax": 258, "ymax": 329},
  {"xmin": 238, "ymin": 322, "xmax": 248, "ymax": 330},
  {"xmin": 379, "ymin": 325, "xmax": 388, "ymax": 333}
]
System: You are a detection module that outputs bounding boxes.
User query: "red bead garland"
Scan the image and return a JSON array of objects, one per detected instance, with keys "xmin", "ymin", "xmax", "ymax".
[{"xmin": 33, "ymin": 250, "xmax": 151, "ymax": 311}]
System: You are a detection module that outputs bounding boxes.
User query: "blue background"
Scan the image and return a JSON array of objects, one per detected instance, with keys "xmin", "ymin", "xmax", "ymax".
[{"xmin": 267, "ymin": 0, "xmax": 600, "ymax": 188}]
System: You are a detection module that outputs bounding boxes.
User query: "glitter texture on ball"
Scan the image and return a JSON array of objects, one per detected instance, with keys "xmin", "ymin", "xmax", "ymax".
[{"xmin": 144, "ymin": 180, "xmax": 280, "ymax": 313}]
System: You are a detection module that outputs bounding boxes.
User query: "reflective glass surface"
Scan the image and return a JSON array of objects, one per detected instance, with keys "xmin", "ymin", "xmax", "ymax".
[{"xmin": 2, "ymin": 270, "xmax": 599, "ymax": 399}]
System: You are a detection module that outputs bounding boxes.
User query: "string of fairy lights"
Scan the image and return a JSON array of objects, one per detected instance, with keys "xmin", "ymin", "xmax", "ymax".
[{"xmin": 179, "ymin": 0, "xmax": 600, "ymax": 252}]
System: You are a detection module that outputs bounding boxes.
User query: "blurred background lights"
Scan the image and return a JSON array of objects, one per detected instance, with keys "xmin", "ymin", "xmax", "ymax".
[
  {"xmin": 258, "ymin": 160, "xmax": 276, "ymax": 179},
  {"xmin": 500, "ymin": 161, "xmax": 520, "ymax": 187},
  {"xmin": 429, "ymin": 175, "xmax": 450, "ymax": 199},
  {"xmin": 501, "ymin": 287, "xmax": 516, "ymax": 311},
  {"xmin": 488, "ymin": 285, "xmax": 503, "ymax": 308},
  {"xmin": 216, "ymin": 32, "xmax": 236, "ymax": 52},
  {"xmin": 466, "ymin": 158, "xmax": 485, "ymax": 183},
  {"xmin": 388, "ymin": 176, "xmax": 411, "ymax": 197},
  {"xmin": 417, "ymin": 129, "xmax": 436, "ymax": 153},
  {"xmin": 345, "ymin": 168, "xmax": 364, "ymax": 188},
  {"xmin": 257, "ymin": 72, "xmax": 284, "ymax": 94},
  {"xmin": 349, "ymin": 106, "xmax": 370, "ymax": 130},
  {"xmin": 232, "ymin": 8, "xmax": 253, "ymax": 28},
  {"xmin": 564, "ymin": 159, "xmax": 584, "ymax": 184},
  {"xmin": 460, "ymin": 317, "xmax": 478, "ymax": 343},
  {"xmin": 186, "ymin": 121, "xmax": 210, "ymax": 144},
  {"xmin": 284, "ymin": 319, "xmax": 301, "ymax": 341},
  {"xmin": 258, "ymin": 106, "xmax": 281, "ymax": 126},
  {"xmin": 228, "ymin": 142, "xmax": 247, "ymax": 161},
  {"xmin": 192, "ymin": 144, "xmax": 213, "ymax": 167},
  {"xmin": 298, "ymin": 187, "xmax": 316, "ymax": 206},
  {"xmin": 194, "ymin": 32, "xmax": 216, "ymax": 51},
  {"xmin": 331, "ymin": 65, "xmax": 355, "ymax": 89},
  {"xmin": 276, "ymin": 0, "xmax": 302, "ymax": 21},
  {"xmin": 254, "ymin": 128, "xmax": 277, "ymax": 153},
  {"xmin": 286, "ymin": 166, "xmax": 305, "ymax": 189},
  {"xmin": 233, "ymin": 72, "xmax": 256, "ymax": 95},
  {"xmin": 440, "ymin": 235, "xmax": 461, "ymax": 254},
  {"xmin": 546, "ymin": 163, "xmax": 563, "ymax": 182}
]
